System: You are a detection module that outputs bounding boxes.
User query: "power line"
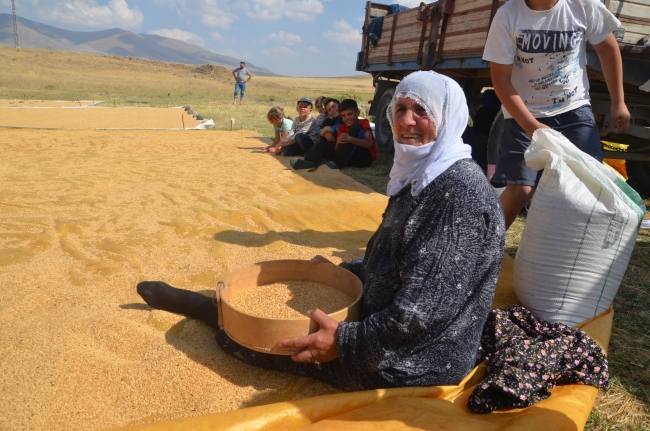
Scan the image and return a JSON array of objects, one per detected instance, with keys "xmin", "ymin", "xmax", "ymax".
[{"xmin": 12, "ymin": 0, "xmax": 19, "ymax": 48}]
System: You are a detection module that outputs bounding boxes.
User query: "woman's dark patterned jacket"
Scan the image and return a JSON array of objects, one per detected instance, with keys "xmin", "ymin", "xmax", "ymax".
[{"xmin": 337, "ymin": 159, "xmax": 505, "ymax": 387}]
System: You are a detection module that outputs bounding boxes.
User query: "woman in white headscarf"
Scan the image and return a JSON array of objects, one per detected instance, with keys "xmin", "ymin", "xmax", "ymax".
[
  {"xmin": 137, "ymin": 71, "xmax": 506, "ymax": 390},
  {"xmin": 387, "ymin": 71, "xmax": 478, "ymax": 195}
]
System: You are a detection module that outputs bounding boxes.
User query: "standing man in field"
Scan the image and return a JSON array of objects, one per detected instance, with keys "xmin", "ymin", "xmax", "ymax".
[{"xmin": 232, "ymin": 62, "xmax": 252, "ymax": 105}]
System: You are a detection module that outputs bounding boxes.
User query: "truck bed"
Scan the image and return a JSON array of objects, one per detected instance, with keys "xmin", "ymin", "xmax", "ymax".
[
  {"xmin": 357, "ymin": 0, "xmax": 650, "ymax": 77},
  {"xmin": 358, "ymin": 0, "xmax": 650, "ymax": 194}
]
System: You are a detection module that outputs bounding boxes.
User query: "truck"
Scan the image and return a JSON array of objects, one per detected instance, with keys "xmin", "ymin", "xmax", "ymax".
[{"xmin": 357, "ymin": 0, "xmax": 650, "ymax": 195}]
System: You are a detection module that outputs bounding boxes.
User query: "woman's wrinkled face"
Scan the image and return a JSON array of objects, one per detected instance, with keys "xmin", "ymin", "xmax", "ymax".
[{"xmin": 393, "ymin": 98, "xmax": 437, "ymax": 146}]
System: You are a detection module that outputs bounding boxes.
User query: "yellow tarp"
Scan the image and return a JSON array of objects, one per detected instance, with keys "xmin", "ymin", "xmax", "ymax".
[{"xmin": 107, "ymin": 206, "xmax": 613, "ymax": 431}]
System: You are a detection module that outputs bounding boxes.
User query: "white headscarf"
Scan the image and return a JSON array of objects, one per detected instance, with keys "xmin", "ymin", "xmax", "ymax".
[{"xmin": 386, "ymin": 71, "xmax": 472, "ymax": 196}]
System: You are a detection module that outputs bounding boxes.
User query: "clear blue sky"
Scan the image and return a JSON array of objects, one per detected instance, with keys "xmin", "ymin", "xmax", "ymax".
[{"xmin": 2, "ymin": 0, "xmax": 422, "ymax": 76}]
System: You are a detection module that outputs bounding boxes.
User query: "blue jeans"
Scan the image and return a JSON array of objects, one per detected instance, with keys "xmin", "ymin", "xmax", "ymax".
[
  {"xmin": 283, "ymin": 133, "xmax": 316, "ymax": 156},
  {"xmin": 233, "ymin": 82, "xmax": 246, "ymax": 99}
]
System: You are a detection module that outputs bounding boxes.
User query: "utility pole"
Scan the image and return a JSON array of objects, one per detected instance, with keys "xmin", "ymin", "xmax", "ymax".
[{"xmin": 12, "ymin": 0, "xmax": 19, "ymax": 48}]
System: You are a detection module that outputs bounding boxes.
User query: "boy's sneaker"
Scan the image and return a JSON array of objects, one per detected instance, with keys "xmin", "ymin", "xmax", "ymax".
[{"xmin": 290, "ymin": 158, "xmax": 316, "ymax": 170}]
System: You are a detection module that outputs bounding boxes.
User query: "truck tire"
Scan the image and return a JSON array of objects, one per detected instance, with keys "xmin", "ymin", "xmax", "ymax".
[
  {"xmin": 374, "ymin": 88, "xmax": 395, "ymax": 153},
  {"xmin": 487, "ymin": 111, "xmax": 504, "ymax": 165},
  {"xmin": 626, "ymin": 160, "xmax": 650, "ymax": 197}
]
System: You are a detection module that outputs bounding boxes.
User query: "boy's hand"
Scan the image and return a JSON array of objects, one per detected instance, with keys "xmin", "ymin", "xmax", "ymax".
[
  {"xmin": 526, "ymin": 121, "xmax": 550, "ymax": 141},
  {"xmin": 325, "ymin": 132, "xmax": 335, "ymax": 143},
  {"xmin": 611, "ymin": 103, "xmax": 630, "ymax": 134},
  {"xmin": 338, "ymin": 133, "xmax": 349, "ymax": 144},
  {"xmin": 593, "ymin": 34, "xmax": 629, "ymax": 134}
]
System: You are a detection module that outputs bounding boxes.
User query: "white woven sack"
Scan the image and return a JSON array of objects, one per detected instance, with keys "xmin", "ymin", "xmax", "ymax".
[{"xmin": 514, "ymin": 129, "xmax": 646, "ymax": 326}]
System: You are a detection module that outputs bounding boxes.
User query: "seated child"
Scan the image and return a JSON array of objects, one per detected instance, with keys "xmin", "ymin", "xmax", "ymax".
[
  {"xmin": 264, "ymin": 106, "xmax": 293, "ymax": 153},
  {"xmin": 276, "ymin": 97, "xmax": 319, "ymax": 156},
  {"xmin": 291, "ymin": 99, "xmax": 376, "ymax": 170},
  {"xmin": 315, "ymin": 96, "xmax": 328, "ymax": 127},
  {"xmin": 318, "ymin": 97, "xmax": 343, "ymax": 146}
]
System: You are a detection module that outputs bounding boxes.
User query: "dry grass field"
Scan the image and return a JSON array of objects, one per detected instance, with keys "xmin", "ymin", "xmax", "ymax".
[{"xmin": 1, "ymin": 45, "xmax": 649, "ymax": 430}]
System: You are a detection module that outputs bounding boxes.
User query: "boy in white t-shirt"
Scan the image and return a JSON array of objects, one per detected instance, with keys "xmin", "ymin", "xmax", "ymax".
[{"xmin": 483, "ymin": 0, "xmax": 630, "ymax": 229}]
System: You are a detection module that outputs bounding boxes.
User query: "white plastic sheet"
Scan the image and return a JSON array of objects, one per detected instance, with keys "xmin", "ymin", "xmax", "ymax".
[
  {"xmin": 194, "ymin": 119, "xmax": 215, "ymax": 129},
  {"xmin": 640, "ymin": 78, "xmax": 650, "ymax": 92}
]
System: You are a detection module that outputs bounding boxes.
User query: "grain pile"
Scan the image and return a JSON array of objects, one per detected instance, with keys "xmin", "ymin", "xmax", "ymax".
[
  {"xmin": 0, "ymin": 104, "xmax": 201, "ymax": 129},
  {"xmin": 229, "ymin": 282, "xmax": 354, "ymax": 319},
  {"xmin": 0, "ymin": 99, "xmax": 98, "ymax": 107},
  {"xmin": 0, "ymin": 125, "xmax": 388, "ymax": 431}
]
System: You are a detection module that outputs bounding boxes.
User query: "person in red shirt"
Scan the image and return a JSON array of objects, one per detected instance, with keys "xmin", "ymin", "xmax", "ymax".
[
  {"xmin": 335, "ymin": 99, "xmax": 376, "ymax": 168},
  {"xmin": 290, "ymin": 99, "xmax": 376, "ymax": 170}
]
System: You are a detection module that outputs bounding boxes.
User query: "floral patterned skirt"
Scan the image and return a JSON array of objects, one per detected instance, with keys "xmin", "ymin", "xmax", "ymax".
[{"xmin": 469, "ymin": 305, "xmax": 609, "ymax": 413}]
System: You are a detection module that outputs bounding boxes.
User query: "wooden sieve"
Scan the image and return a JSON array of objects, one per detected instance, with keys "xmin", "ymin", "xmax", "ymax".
[{"xmin": 214, "ymin": 260, "xmax": 363, "ymax": 355}]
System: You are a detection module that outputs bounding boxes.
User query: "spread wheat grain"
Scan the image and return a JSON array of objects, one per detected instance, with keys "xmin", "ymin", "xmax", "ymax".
[
  {"xmin": 228, "ymin": 281, "xmax": 354, "ymax": 319},
  {"xmin": 0, "ymin": 126, "xmax": 386, "ymax": 431}
]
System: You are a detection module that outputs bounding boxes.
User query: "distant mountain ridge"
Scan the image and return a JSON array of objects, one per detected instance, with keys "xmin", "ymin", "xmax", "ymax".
[{"xmin": 0, "ymin": 14, "xmax": 277, "ymax": 76}]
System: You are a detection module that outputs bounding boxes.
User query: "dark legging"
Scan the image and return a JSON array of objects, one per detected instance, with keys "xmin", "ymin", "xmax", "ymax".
[
  {"xmin": 215, "ymin": 329, "xmax": 393, "ymax": 391},
  {"xmin": 136, "ymin": 281, "xmax": 393, "ymax": 391},
  {"xmin": 304, "ymin": 137, "xmax": 336, "ymax": 165},
  {"xmin": 282, "ymin": 133, "xmax": 316, "ymax": 156}
]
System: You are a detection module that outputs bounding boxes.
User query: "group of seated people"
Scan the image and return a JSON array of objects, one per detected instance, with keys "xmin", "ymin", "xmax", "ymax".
[
  {"xmin": 264, "ymin": 96, "xmax": 377, "ymax": 170},
  {"xmin": 262, "ymin": 90, "xmax": 500, "ymax": 175}
]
